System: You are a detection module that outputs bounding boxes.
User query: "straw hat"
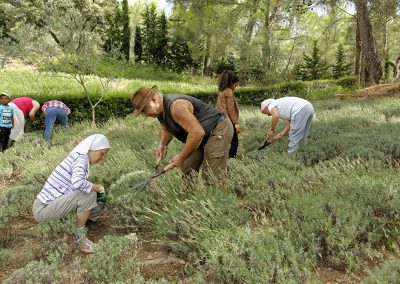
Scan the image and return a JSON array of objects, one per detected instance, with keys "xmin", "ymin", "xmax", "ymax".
[{"xmin": 131, "ymin": 85, "xmax": 158, "ymax": 116}]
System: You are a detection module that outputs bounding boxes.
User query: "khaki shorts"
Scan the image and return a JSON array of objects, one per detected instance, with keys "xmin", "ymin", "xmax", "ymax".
[
  {"xmin": 181, "ymin": 118, "xmax": 234, "ymax": 184},
  {"xmin": 32, "ymin": 191, "xmax": 102, "ymax": 223}
]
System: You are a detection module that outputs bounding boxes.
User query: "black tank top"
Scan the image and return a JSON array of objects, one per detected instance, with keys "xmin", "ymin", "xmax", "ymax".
[{"xmin": 157, "ymin": 94, "xmax": 223, "ymax": 147}]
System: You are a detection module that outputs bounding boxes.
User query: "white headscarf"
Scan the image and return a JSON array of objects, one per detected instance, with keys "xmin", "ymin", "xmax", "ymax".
[
  {"xmin": 70, "ymin": 134, "xmax": 110, "ymax": 155},
  {"xmin": 260, "ymin": 99, "xmax": 274, "ymax": 112}
]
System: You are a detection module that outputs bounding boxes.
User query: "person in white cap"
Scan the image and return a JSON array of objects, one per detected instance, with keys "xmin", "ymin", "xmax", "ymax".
[
  {"xmin": 260, "ymin": 97, "xmax": 314, "ymax": 154},
  {"xmin": 32, "ymin": 134, "xmax": 110, "ymax": 253}
]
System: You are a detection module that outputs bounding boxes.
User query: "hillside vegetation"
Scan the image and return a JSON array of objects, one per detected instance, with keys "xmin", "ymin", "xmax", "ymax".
[{"xmin": 1, "ymin": 96, "xmax": 400, "ymax": 283}]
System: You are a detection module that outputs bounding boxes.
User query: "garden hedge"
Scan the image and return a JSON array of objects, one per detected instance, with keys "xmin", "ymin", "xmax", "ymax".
[{"xmin": 27, "ymin": 78, "xmax": 357, "ymax": 125}]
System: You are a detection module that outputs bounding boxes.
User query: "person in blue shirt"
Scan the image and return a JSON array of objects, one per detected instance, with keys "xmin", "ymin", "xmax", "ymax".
[{"xmin": 0, "ymin": 92, "xmax": 14, "ymax": 152}]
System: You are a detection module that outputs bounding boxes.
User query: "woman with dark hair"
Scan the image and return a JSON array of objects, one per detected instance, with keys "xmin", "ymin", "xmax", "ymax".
[{"xmin": 216, "ymin": 70, "xmax": 240, "ymax": 158}]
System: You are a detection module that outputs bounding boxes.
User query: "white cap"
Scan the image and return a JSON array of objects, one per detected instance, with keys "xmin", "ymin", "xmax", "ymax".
[
  {"xmin": 260, "ymin": 99, "xmax": 274, "ymax": 112},
  {"xmin": 0, "ymin": 92, "xmax": 10, "ymax": 99}
]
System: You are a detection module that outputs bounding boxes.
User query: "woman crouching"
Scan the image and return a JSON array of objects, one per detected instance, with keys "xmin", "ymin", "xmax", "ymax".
[{"xmin": 32, "ymin": 134, "xmax": 110, "ymax": 253}]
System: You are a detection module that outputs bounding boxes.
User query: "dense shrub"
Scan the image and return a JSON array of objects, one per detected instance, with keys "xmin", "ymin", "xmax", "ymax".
[
  {"xmin": 151, "ymin": 186, "xmax": 250, "ymax": 262},
  {"xmin": 224, "ymin": 155, "xmax": 305, "ymax": 215},
  {"xmin": 362, "ymin": 258, "xmax": 400, "ymax": 284},
  {"xmin": 0, "ymin": 185, "xmax": 38, "ymax": 216},
  {"xmin": 0, "ymin": 208, "xmax": 18, "ymax": 247},
  {"xmin": 201, "ymin": 227, "xmax": 313, "ymax": 283},
  {"xmin": 5, "ymin": 253, "xmax": 65, "ymax": 284},
  {"xmin": 335, "ymin": 76, "xmax": 359, "ymax": 89},
  {"xmin": 0, "ymin": 248, "xmax": 13, "ymax": 267},
  {"xmin": 15, "ymin": 78, "xmax": 355, "ymax": 128},
  {"xmin": 274, "ymin": 159, "xmax": 400, "ymax": 270},
  {"xmin": 83, "ymin": 234, "xmax": 140, "ymax": 283}
]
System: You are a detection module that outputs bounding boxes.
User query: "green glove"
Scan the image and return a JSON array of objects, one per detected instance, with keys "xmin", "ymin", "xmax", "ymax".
[{"xmin": 97, "ymin": 192, "xmax": 112, "ymax": 203}]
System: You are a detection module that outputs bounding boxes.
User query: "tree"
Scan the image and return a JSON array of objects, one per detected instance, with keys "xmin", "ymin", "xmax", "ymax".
[
  {"xmin": 141, "ymin": 3, "xmax": 158, "ymax": 64},
  {"xmin": 6, "ymin": 0, "xmax": 110, "ymax": 56},
  {"xmin": 155, "ymin": 12, "xmax": 169, "ymax": 67},
  {"xmin": 168, "ymin": 35, "xmax": 193, "ymax": 73},
  {"xmin": 45, "ymin": 55, "xmax": 110, "ymax": 126},
  {"xmin": 121, "ymin": 0, "xmax": 131, "ymax": 61},
  {"xmin": 354, "ymin": 0, "xmax": 383, "ymax": 84},
  {"xmin": 134, "ymin": 26, "xmax": 143, "ymax": 63},
  {"xmin": 103, "ymin": 4, "xmax": 124, "ymax": 57},
  {"xmin": 300, "ymin": 41, "xmax": 329, "ymax": 80},
  {"xmin": 332, "ymin": 44, "xmax": 352, "ymax": 79}
]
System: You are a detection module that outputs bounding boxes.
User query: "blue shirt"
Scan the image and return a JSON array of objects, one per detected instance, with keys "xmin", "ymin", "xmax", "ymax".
[{"xmin": 0, "ymin": 105, "xmax": 14, "ymax": 128}]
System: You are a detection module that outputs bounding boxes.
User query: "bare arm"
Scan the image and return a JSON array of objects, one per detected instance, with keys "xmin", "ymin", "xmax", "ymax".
[
  {"xmin": 270, "ymin": 107, "xmax": 280, "ymax": 129},
  {"xmin": 170, "ymin": 99, "xmax": 205, "ymax": 164},
  {"xmin": 156, "ymin": 125, "xmax": 173, "ymax": 160},
  {"xmin": 274, "ymin": 121, "xmax": 290, "ymax": 141},
  {"xmin": 29, "ymin": 100, "xmax": 40, "ymax": 124},
  {"xmin": 267, "ymin": 107, "xmax": 280, "ymax": 138},
  {"xmin": 159, "ymin": 125, "xmax": 173, "ymax": 146}
]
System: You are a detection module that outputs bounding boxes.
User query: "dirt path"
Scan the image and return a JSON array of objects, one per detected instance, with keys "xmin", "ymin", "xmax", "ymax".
[{"xmin": 356, "ymin": 82, "xmax": 400, "ymax": 97}]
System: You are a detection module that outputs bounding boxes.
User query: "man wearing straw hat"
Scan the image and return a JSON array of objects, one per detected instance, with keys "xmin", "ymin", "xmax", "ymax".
[{"xmin": 131, "ymin": 85, "xmax": 233, "ymax": 183}]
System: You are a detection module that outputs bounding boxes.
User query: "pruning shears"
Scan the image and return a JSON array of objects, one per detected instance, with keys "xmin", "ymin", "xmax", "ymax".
[
  {"xmin": 258, "ymin": 138, "xmax": 273, "ymax": 150},
  {"xmin": 130, "ymin": 156, "xmax": 174, "ymax": 196}
]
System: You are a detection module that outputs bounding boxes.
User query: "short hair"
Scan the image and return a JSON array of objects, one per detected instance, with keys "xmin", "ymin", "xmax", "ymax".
[{"xmin": 218, "ymin": 70, "xmax": 239, "ymax": 92}]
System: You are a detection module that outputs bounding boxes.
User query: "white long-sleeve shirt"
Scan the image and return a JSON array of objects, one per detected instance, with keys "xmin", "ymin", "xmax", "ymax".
[
  {"xmin": 268, "ymin": 97, "xmax": 312, "ymax": 121},
  {"xmin": 37, "ymin": 153, "xmax": 93, "ymax": 204}
]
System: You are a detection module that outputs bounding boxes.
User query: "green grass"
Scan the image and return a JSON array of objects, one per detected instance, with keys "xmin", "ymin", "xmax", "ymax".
[
  {"xmin": 0, "ymin": 69, "xmax": 217, "ymax": 99},
  {"xmin": 1, "ymin": 94, "xmax": 400, "ymax": 282}
]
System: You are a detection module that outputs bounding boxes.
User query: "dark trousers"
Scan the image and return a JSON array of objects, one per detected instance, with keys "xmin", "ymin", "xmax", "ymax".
[
  {"xmin": 229, "ymin": 127, "xmax": 239, "ymax": 158},
  {"xmin": 0, "ymin": 127, "xmax": 11, "ymax": 152}
]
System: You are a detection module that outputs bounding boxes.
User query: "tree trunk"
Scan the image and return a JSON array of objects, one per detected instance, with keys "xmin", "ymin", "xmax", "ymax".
[
  {"xmin": 354, "ymin": 0, "xmax": 382, "ymax": 84},
  {"xmin": 395, "ymin": 53, "xmax": 400, "ymax": 79},
  {"xmin": 261, "ymin": 0, "xmax": 272, "ymax": 84},
  {"xmin": 360, "ymin": 54, "xmax": 366, "ymax": 86},
  {"xmin": 261, "ymin": 0, "xmax": 280, "ymax": 84},
  {"xmin": 239, "ymin": 0, "xmax": 261, "ymax": 85},
  {"xmin": 382, "ymin": 19, "xmax": 389, "ymax": 81},
  {"xmin": 92, "ymin": 107, "xmax": 96, "ymax": 126},
  {"xmin": 355, "ymin": 18, "xmax": 362, "ymax": 80},
  {"xmin": 202, "ymin": 33, "xmax": 211, "ymax": 76}
]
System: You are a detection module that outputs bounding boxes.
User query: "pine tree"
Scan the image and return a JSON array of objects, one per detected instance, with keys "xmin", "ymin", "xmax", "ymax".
[
  {"xmin": 155, "ymin": 12, "xmax": 169, "ymax": 67},
  {"xmin": 141, "ymin": 4, "xmax": 158, "ymax": 64},
  {"xmin": 301, "ymin": 41, "xmax": 329, "ymax": 80},
  {"xmin": 332, "ymin": 44, "xmax": 352, "ymax": 79},
  {"xmin": 169, "ymin": 35, "xmax": 193, "ymax": 73},
  {"xmin": 103, "ymin": 4, "xmax": 123, "ymax": 58},
  {"xmin": 121, "ymin": 0, "xmax": 130, "ymax": 61},
  {"xmin": 134, "ymin": 26, "xmax": 143, "ymax": 63}
]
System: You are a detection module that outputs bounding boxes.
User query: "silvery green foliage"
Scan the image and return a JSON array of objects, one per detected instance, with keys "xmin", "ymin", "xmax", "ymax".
[
  {"xmin": 5, "ymin": 0, "xmax": 108, "ymax": 57},
  {"xmin": 0, "ymin": 248, "xmax": 13, "ymax": 267},
  {"xmin": 5, "ymin": 253, "xmax": 64, "ymax": 284},
  {"xmin": 362, "ymin": 258, "xmax": 400, "ymax": 284},
  {"xmin": 201, "ymin": 227, "xmax": 312, "ymax": 283},
  {"xmin": 83, "ymin": 234, "xmax": 141, "ymax": 283}
]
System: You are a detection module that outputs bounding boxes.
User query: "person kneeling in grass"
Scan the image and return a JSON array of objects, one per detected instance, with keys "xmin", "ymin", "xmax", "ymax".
[{"xmin": 32, "ymin": 134, "xmax": 110, "ymax": 253}]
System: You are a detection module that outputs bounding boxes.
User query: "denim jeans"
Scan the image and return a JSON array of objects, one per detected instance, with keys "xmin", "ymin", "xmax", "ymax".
[{"xmin": 44, "ymin": 107, "xmax": 69, "ymax": 142}]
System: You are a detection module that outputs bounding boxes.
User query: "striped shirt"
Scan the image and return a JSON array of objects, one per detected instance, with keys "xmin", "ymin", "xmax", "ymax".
[
  {"xmin": 37, "ymin": 153, "xmax": 93, "ymax": 204},
  {"xmin": 42, "ymin": 100, "xmax": 71, "ymax": 115}
]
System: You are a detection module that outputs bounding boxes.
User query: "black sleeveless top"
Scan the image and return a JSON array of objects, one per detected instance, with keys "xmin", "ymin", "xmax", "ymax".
[{"xmin": 157, "ymin": 94, "xmax": 223, "ymax": 147}]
